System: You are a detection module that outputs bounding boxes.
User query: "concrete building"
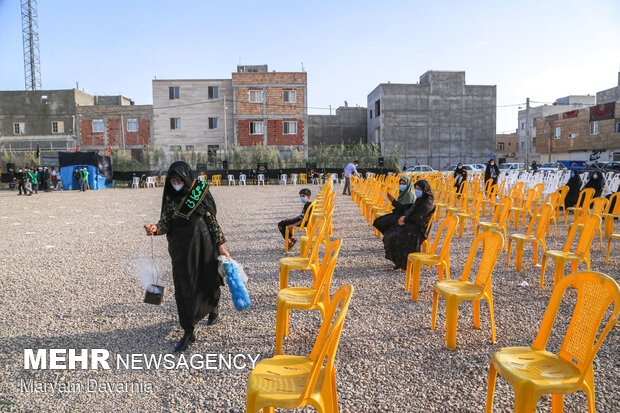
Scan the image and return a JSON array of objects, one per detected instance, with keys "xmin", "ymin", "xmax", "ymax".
[
  {"xmin": 152, "ymin": 79, "xmax": 233, "ymax": 157},
  {"xmin": 517, "ymin": 95, "xmax": 595, "ymax": 163},
  {"xmin": 367, "ymin": 71, "xmax": 496, "ymax": 170},
  {"xmin": 76, "ymin": 104, "xmax": 152, "ymax": 159},
  {"xmin": 232, "ymin": 65, "xmax": 307, "ymax": 151},
  {"xmin": 596, "ymin": 72, "xmax": 620, "ymax": 104},
  {"xmin": 308, "ymin": 104, "xmax": 367, "ymax": 146},
  {"xmin": 0, "ymin": 89, "xmax": 93, "ymax": 154},
  {"xmin": 495, "ymin": 131, "xmax": 519, "ymax": 164}
]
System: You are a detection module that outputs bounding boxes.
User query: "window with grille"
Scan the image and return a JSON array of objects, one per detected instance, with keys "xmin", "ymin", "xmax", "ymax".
[
  {"xmin": 13, "ymin": 122, "xmax": 26, "ymax": 134},
  {"xmin": 250, "ymin": 121, "xmax": 263, "ymax": 134},
  {"xmin": 590, "ymin": 121, "xmax": 599, "ymax": 135},
  {"xmin": 127, "ymin": 118, "xmax": 138, "ymax": 132},
  {"xmin": 283, "ymin": 121, "xmax": 297, "ymax": 135},
  {"xmin": 554, "ymin": 127, "xmax": 561, "ymax": 139},
  {"xmin": 52, "ymin": 121, "xmax": 64, "ymax": 134},
  {"xmin": 249, "ymin": 90, "xmax": 263, "ymax": 103},
  {"xmin": 93, "ymin": 119, "xmax": 104, "ymax": 133}
]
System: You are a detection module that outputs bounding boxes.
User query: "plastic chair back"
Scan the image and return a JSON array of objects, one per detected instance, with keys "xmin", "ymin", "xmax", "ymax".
[
  {"xmin": 310, "ymin": 239, "xmax": 342, "ymax": 305},
  {"xmin": 588, "ymin": 197, "xmax": 608, "ymax": 215},
  {"xmin": 565, "ymin": 215, "xmax": 601, "ymax": 255},
  {"xmin": 430, "ymin": 216, "xmax": 458, "ymax": 259},
  {"xmin": 304, "ymin": 284, "xmax": 354, "ymax": 401},
  {"xmin": 576, "ymin": 188, "xmax": 595, "ymax": 209},
  {"xmin": 532, "ymin": 271, "xmax": 620, "ymax": 379},
  {"xmin": 460, "ymin": 231, "xmax": 504, "ymax": 287},
  {"xmin": 303, "ymin": 217, "xmax": 326, "ymax": 261},
  {"xmin": 496, "ymin": 198, "xmax": 513, "ymax": 224},
  {"xmin": 530, "ymin": 204, "xmax": 554, "ymax": 239}
]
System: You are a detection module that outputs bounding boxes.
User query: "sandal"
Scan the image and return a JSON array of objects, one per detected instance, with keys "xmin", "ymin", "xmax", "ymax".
[{"xmin": 288, "ymin": 238, "xmax": 297, "ymax": 249}]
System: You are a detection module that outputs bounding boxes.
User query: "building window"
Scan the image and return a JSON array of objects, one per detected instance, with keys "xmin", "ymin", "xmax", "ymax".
[
  {"xmin": 497, "ymin": 142, "xmax": 504, "ymax": 151},
  {"xmin": 208, "ymin": 86, "xmax": 219, "ymax": 99},
  {"xmin": 532, "ymin": 127, "xmax": 536, "ymax": 137},
  {"xmin": 249, "ymin": 90, "xmax": 263, "ymax": 103},
  {"xmin": 208, "ymin": 117, "xmax": 218, "ymax": 129},
  {"xmin": 521, "ymin": 122, "xmax": 526, "ymax": 130},
  {"xmin": 590, "ymin": 121, "xmax": 599, "ymax": 135},
  {"xmin": 170, "ymin": 118, "xmax": 181, "ymax": 130},
  {"xmin": 13, "ymin": 122, "xmax": 26, "ymax": 135},
  {"xmin": 169, "ymin": 86, "xmax": 180, "ymax": 100},
  {"xmin": 52, "ymin": 121, "xmax": 64, "ymax": 134},
  {"xmin": 283, "ymin": 90, "xmax": 297, "ymax": 103},
  {"xmin": 169, "ymin": 145, "xmax": 181, "ymax": 152},
  {"xmin": 92, "ymin": 119, "xmax": 105, "ymax": 133},
  {"xmin": 375, "ymin": 100, "xmax": 381, "ymax": 117},
  {"xmin": 283, "ymin": 121, "xmax": 297, "ymax": 135},
  {"xmin": 41, "ymin": 95, "xmax": 48, "ymax": 104},
  {"xmin": 553, "ymin": 127, "xmax": 561, "ymax": 139},
  {"xmin": 249, "ymin": 121, "xmax": 263, "ymax": 135},
  {"xmin": 568, "ymin": 133, "xmax": 577, "ymax": 139},
  {"xmin": 369, "ymin": 110, "xmax": 373, "ymax": 119},
  {"xmin": 185, "ymin": 145, "xmax": 194, "ymax": 151},
  {"xmin": 616, "ymin": 122, "xmax": 620, "ymax": 133},
  {"xmin": 127, "ymin": 118, "xmax": 138, "ymax": 132}
]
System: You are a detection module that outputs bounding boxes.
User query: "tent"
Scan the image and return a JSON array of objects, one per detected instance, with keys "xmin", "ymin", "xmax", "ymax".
[{"xmin": 58, "ymin": 151, "xmax": 114, "ymax": 190}]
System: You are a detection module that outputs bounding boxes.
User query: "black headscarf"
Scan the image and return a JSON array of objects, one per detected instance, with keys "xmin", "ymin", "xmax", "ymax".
[
  {"xmin": 414, "ymin": 179, "xmax": 434, "ymax": 202},
  {"xmin": 584, "ymin": 171, "xmax": 604, "ymax": 198},
  {"xmin": 564, "ymin": 171, "xmax": 583, "ymax": 208},
  {"xmin": 161, "ymin": 161, "xmax": 217, "ymax": 217}
]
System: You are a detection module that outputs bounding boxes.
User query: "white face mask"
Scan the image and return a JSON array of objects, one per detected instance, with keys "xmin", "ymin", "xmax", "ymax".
[{"xmin": 172, "ymin": 183, "xmax": 184, "ymax": 191}]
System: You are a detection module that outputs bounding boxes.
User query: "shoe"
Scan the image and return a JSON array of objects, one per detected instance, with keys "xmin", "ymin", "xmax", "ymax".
[
  {"xmin": 207, "ymin": 313, "xmax": 219, "ymax": 326},
  {"xmin": 288, "ymin": 238, "xmax": 297, "ymax": 249},
  {"xmin": 173, "ymin": 332, "xmax": 196, "ymax": 352}
]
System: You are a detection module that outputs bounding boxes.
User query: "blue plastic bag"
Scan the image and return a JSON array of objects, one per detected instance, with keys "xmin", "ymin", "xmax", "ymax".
[{"xmin": 218, "ymin": 256, "xmax": 251, "ymax": 310}]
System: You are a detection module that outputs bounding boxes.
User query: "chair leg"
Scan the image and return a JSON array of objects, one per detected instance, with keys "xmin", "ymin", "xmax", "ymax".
[
  {"xmin": 506, "ymin": 238, "xmax": 512, "ymax": 266},
  {"xmin": 275, "ymin": 305, "xmax": 287, "ymax": 355},
  {"xmin": 279, "ymin": 266, "xmax": 291, "ymax": 290},
  {"xmin": 598, "ymin": 229, "xmax": 603, "ymax": 252},
  {"xmin": 582, "ymin": 367, "xmax": 596, "ymax": 413},
  {"xmin": 532, "ymin": 242, "xmax": 539, "ymax": 266},
  {"xmin": 513, "ymin": 388, "xmax": 538, "ymax": 413},
  {"xmin": 553, "ymin": 259, "xmax": 566, "ymax": 287},
  {"xmin": 445, "ymin": 262, "xmax": 451, "ymax": 280},
  {"xmin": 515, "ymin": 240, "xmax": 524, "ymax": 272},
  {"xmin": 431, "ymin": 291, "xmax": 439, "ymax": 330},
  {"xmin": 473, "ymin": 300, "xmax": 481, "ymax": 329},
  {"xmin": 410, "ymin": 261, "xmax": 424, "ymax": 301},
  {"xmin": 606, "ymin": 238, "xmax": 613, "ymax": 264},
  {"xmin": 488, "ymin": 295, "xmax": 496, "ymax": 344},
  {"xmin": 485, "ymin": 363, "xmax": 497, "ymax": 413},
  {"xmin": 445, "ymin": 297, "xmax": 458, "ymax": 350},
  {"xmin": 551, "ymin": 394, "xmax": 564, "ymax": 413},
  {"xmin": 540, "ymin": 255, "xmax": 547, "ymax": 288},
  {"xmin": 405, "ymin": 259, "xmax": 413, "ymax": 291}
]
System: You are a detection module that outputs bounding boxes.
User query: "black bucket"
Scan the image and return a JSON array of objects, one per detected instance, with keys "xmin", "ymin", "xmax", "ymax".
[{"xmin": 144, "ymin": 284, "xmax": 164, "ymax": 305}]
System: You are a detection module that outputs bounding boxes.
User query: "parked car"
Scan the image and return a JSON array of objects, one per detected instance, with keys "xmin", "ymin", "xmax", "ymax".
[
  {"xmin": 538, "ymin": 162, "xmax": 567, "ymax": 172},
  {"xmin": 556, "ymin": 160, "xmax": 587, "ymax": 171},
  {"xmin": 447, "ymin": 164, "xmax": 480, "ymax": 172},
  {"xmin": 406, "ymin": 165, "xmax": 436, "ymax": 172},
  {"xmin": 471, "ymin": 164, "xmax": 487, "ymax": 171},
  {"xmin": 601, "ymin": 162, "xmax": 620, "ymax": 172},
  {"xmin": 499, "ymin": 163, "xmax": 524, "ymax": 170}
]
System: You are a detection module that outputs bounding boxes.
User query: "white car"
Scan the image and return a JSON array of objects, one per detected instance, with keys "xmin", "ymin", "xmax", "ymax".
[
  {"xmin": 499, "ymin": 163, "xmax": 524, "ymax": 170},
  {"xmin": 406, "ymin": 165, "xmax": 436, "ymax": 172},
  {"xmin": 538, "ymin": 162, "xmax": 567, "ymax": 172}
]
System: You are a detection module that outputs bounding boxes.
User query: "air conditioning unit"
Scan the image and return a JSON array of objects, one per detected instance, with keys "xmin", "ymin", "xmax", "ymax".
[{"xmin": 568, "ymin": 133, "xmax": 577, "ymax": 139}]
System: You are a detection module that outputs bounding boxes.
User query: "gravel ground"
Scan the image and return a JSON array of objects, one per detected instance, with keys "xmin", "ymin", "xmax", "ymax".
[{"xmin": 0, "ymin": 184, "xmax": 618, "ymax": 412}]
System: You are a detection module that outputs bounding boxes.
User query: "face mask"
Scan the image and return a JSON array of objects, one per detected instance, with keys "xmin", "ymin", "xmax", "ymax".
[
  {"xmin": 172, "ymin": 183, "xmax": 184, "ymax": 191},
  {"xmin": 300, "ymin": 196, "xmax": 307, "ymax": 203},
  {"xmin": 457, "ymin": 165, "xmax": 462, "ymax": 169},
  {"xmin": 490, "ymin": 162, "xmax": 494, "ymax": 165},
  {"xmin": 399, "ymin": 184, "xmax": 407, "ymax": 192},
  {"xmin": 571, "ymin": 173, "xmax": 575, "ymax": 178},
  {"xmin": 414, "ymin": 189, "xmax": 423, "ymax": 198},
  {"xmin": 593, "ymin": 174, "xmax": 598, "ymax": 179}
]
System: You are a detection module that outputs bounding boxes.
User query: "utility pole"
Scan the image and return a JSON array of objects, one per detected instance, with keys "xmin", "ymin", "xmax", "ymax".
[
  {"xmin": 525, "ymin": 97, "xmax": 530, "ymax": 168},
  {"xmin": 21, "ymin": 0, "xmax": 42, "ymax": 90}
]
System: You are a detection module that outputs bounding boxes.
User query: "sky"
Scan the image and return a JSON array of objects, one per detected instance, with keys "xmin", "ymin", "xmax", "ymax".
[{"xmin": 0, "ymin": 0, "xmax": 619, "ymax": 133}]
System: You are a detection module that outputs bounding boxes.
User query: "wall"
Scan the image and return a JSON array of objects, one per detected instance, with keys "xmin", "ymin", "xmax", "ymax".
[
  {"xmin": 596, "ymin": 72, "xmax": 620, "ymax": 103},
  {"xmin": 77, "ymin": 104, "xmax": 152, "ymax": 149},
  {"xmin": 308, "ymin": 106, "xmax": 367, "ymax": 145}
]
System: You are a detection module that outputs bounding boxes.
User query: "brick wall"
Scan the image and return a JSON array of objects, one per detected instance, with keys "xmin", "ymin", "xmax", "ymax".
[
  {"xmin": 267, "ymin": 119, "xmax": 304, "ymax": 146},
  {"xmin": 535, "ymin": 103, "xmax": 619, "ymax": 154},
  {"xmin": 79, "ymin": 116, "xmax": 151, "ymax": 147},
  {"xmin": 232, "ymin": 72, "xmax": 307, "ymax": 85},
  {"xmin": 79, "ymin": 118, "xmax": 104, "ymax": 146},
  {"xmin": 235, "ymin": 88, "xmax": 264, "ymax": 115},
  {"xmin": 125, "ymin": 118, "xmax": 151, "ymax": 146},
  {"xmin": 107, "ymin": 118, "xmax": 121, "ymax": 145},
  {"xmin": 237, "ymin": 120, "xmax": 264, "ymax": 146},
  {"xmin": 266, "ymin": 87, "xmax": 304, "ymax": 115}
]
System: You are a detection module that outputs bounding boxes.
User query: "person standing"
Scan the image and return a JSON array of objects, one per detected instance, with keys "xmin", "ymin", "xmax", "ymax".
[
  {"xmin": 453, "ymin": 163, "xmax": 467, "ymax": 193},
  {"xmin": 51, "ymin": 167, "xmax": 58, "ymax": 189},
  {"xmin": 43, "ymin": 167, "xmax": 51, "ymax": 191},
  {"xmin": 73, "ymin": 168, "xmax": 81, "ymax": 190},
  {"xmin": 29, "ymin": 168, "xmax": 38, "ymax": 194},
  {"xmin": 484, "ymin": 159, "xmax": 500, "ymax": 187},
  {"xmin": 342, "ymin": 160, "xmax": 360, "ymax": 196},
  {"xmin": 16, "ymin": 168, "xmax": 26, "ymax": 195},
  {"xmin": 144, "ymin": 161, "xmax": 230, "ymax": 352},
  {"xmin": 531, "ymin": 161, "xmax": 539, "ymax": 172},
  {"xmin": 80, "ymin": 168, "xmax": 89, "ymax": 191}
]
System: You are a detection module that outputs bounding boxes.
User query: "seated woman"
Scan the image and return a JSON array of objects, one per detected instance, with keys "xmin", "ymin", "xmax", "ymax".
[
  {"xmin": 584, "ymin": 170, "xmax": 604, "ymax": 198},
  {"xmin": 373, "ymin": 176, "xmax": 416, "ymax": 235},
  {"xmin": 383, "ymin": 180, "xmax": 436, "ymax": 270},
  {"xmin": 564, "ymin": 171, "xmax": 583, "ymax": 208}
]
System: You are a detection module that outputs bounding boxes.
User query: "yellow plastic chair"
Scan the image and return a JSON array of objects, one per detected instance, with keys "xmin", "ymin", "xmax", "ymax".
[
  {"xmin": 537, "ymin": 192, "xmax": 560, "ymax": 237},
  {"xmin": 506, "ymin": 204, "xmax": 554, "ymax": 271},
  {"xmin": 431, "ymin": 230, "xmax": 504, "ymax": 350},
  {"xmin": 456, "ymin": 192, "xmax": 483, "ymax": 238},
  {"xmin": 246, "ymin": 284, "xmax": 353, "ymax": 413},
  {"xmin": 485, "ymin": 271, "xmax": 620, "ymax": 413},
  {"xmin": 285, "ymin": 201, "xmax": 316, "ymax": 252},
  {"xmin": 532, "ymin": 182, "xmax": 545, "ymax": 209},
  {"xmin": 478, "ymin": 197, "xmax": 512, "ymax": 245},
  {"xmin": 279, "ymin": 217, "xmax": 326, "ymax": 290},
  {"xmin": 565, "ymin": 188, "xmax": 595, "ymax": 226},
  {"xmin": 603, "ymin": 193, "xmax": 620, "ymax": 264},
  {"xmin": 509, "ymin": 188, "xmax": 536, "ymax": 230},
  {"xmin": 300, "ymin": 203, "xmax": 334, "ymax": 251},
  {"xmin": 570, "ymin": 197, "xmax": 608, "ymax": 252},
  {"xmin": 275, "ymin": 239, "xmax": 341, "ymax": 355},
  {"xmin": 480, "ymin": 184, "xmax": 498, "ymax": 217},
  {"xmin": 406, "ymin": 216, "xmax": 458, "ymax": 301},
  {"xmin": 555, "ymin": 185, "xmax": 569, "ymax": 224},
  {"xmin": 540, "ymin": 214, "xmax": 601, "ymax": 288}
]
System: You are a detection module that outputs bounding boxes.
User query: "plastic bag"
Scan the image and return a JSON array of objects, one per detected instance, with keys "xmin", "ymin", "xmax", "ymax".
[{"xmin": 218, "ymin": 255, "xmax": 251, "ymax": 310}]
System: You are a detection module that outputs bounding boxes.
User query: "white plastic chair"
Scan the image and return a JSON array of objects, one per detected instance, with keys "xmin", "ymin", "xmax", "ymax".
[
  {"xmin": 258, "ymin": 174, "xmax": 266, "ymax": 186},
  {"xmin": 146, "ymin": 177, "xmax": 155, "ymax": 188},
  {"xmin": 331, "ymin": 173, "xmax": 338, "ymax": 184},
  {"xmin": 197, "ymin": 175, "xmax": 206, "ymax": 182},
  {"xmin": 132, "ymin": 177, "xmax": 140, "ymax": 189},
  {"xmin": 291, "ymin": 174, "xmax": 298, "ymax": 186},
  {"xmin": 239, "ymin": 174, "xmax": 247, "ymax": 186},
  {"xmin": 227, "ymin": 175, "xmax": 235, "ymax": 186},
  {"xmin": 279, "ymin": 174, "xmax": 288, "ymax": 185}
]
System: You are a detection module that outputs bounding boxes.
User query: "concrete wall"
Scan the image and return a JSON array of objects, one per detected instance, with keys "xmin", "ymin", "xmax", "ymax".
[
  {"xmin": 152, "ymin": 79, "xmax": 234, "ymax": 154},
  {"xmin": 308, "ymin": 106, "xmax": 367, "ymax": 146},
  {"xmin": 367, "ymin": 71, "xmax": 496, "ymax": 170},
  {"xmin": 596, "ymin": 73, "xmax": 620, "ymax": 103}
]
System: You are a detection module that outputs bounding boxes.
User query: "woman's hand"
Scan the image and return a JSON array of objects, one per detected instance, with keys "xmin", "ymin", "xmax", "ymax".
[
  {"xmin": 387, "ymin": 193, "xmax": 395, "ymax": 202},
  {"xmin": 398, "ymin": 216, "xmax": 405, "ymax": 226},
  {"xmin": 144, "ymin": 224, "xmax": 157, "ymax": 236},
  {"xmin": 219, "ymin": 244, "xmax": 231, "ymax": 259}
]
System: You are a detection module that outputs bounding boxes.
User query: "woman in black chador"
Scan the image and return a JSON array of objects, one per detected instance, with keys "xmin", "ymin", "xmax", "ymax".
[
  {"xmin": 485, "ymin": 160, "xmax": 500, "ymax": 187},
  {"xmin": 583, "ymin": 170, "xmax": 604, "ymax": 198},
  {"xmin": 145, "ymin": 161, "xmax": 230, "ymax": 352},
  {"xmin": 564, "ymin": 171, "xmax": 583, "ymax": 208},
  {"xmin": 372, "ymin": 175, "xmax": 417, "ymax": 235},
  {"xmin": 453, "ymin": 163, "xmax": 468, "ymax": 193},
  {"xmin": 383, "ymin": 180, "xmax": 436, "ymax": 270}
]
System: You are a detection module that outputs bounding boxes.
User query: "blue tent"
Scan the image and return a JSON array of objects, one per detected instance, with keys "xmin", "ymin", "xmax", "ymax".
[{"xmin": 58, "ymin": 152, "xmax": 114, "ymax": 190}]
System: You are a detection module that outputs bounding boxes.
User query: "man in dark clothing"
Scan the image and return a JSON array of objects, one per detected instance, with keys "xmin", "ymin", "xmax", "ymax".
[
  {"xmin": 278, "ymin": 188, "xmax": 313, "ymax": 250},
  {"xmin": 73, "ymin": 168, "xmax": 81, "ymax": 190},
  {"xmin": 485, "ymin": 160, "xmax": 500, "ymax": 187},
  {"xmin": 16, "ymin": 168, "xmax": 26, "ymax": 195},
  {"xmin": 453, "ymin": 163, "xmax": 467, "ymax": 192}
]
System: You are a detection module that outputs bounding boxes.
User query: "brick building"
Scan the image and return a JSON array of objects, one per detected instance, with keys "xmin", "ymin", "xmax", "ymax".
[
  {"xmin": 232, "ymin": 65, "xmax": 307, "ymax": 150},
  {"xmin": 77, "ymin": 102, "xmax": 153, "ymax": 159},
  {"xmin": 495, "ymin": 132, "xmax": 519, "ymax": 164}
]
